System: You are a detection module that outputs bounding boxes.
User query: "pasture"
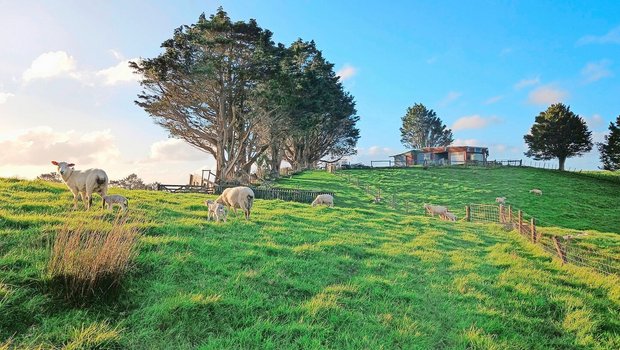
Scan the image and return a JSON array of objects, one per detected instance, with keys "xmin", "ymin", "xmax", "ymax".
[{"xmin": 1, "ymin": 169, "xmax": 619, "ymax": 349}]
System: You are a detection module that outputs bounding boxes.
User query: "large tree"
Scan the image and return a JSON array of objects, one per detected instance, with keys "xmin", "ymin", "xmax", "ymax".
[
  {"xmin": 400, "ymin": 103, "xmax": 453, "ymax": 149},
  {"xmin": 598, "ymin": 115, "xmax": 620, "ymax": 171},
  {"xmin": 131, "ymin": 9, "xmax": 277, "ymax": 182},
  {"xmin": 281, "ymin": 40, "xmax": 360, "ymax": 171},
  {"xmin": 524, "ymin": 103, "xmax": 593, "ymax": 171}
]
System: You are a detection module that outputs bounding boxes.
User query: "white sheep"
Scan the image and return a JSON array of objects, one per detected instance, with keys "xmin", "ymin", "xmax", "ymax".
[
  {"xmin": 102, "ymin": 194, "xmax": 128, "ymax": 212},
  {"xmin": 441, "ymin": 211, "xmax": 457, "ymax": 222},
  {"xmin": 529, "ymin": 189, "xmax": 543, "ymax": 196},
  {"xmin": 205, "ymin": 199, "xmax": 227, "ymax": 223},
  {"xmin": 51, "ymin": 161, "xmax": 108, "ymax": 210},
  {"xmin": 311, "ymin": 194, "xmax": 334, "ymax": 207},
  {"xmin": 424, "ymin": 204, "xmax": 448, "ymax": 216},
  {"xmin": 495, "ymin": 197, "xmax": 506, "ymax": 204},
  {"xmin": 216, "ymin": 186, "xmax": 254, "ymax": 220}
]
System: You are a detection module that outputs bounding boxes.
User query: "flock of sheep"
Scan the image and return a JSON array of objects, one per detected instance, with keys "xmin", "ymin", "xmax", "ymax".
[{"xmin": 50, "ymin": 161, "xmax": 335, "ymax": 220}]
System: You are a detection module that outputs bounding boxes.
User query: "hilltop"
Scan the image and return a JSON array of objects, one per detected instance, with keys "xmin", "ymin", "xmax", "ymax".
[{"xmin": 1, "ymin": 170, "xmax": 619, "ymax": 349}]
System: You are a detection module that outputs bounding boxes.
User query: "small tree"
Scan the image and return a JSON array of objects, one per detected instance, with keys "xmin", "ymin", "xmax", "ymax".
[
  {"xmin": 400, "ymin": 103, "xmax": 453, "ymax": 149},
  {"xmin": 524, "ymin": 103, "xmax": 593, "ymax": 171},
  {"xmin": 37, "ymin": 172, "xmax": 62, "ymax": 183},
  {"xmin": 110, "ymin": 174, "xmax": 146, "ymax": 190},
  {"xmin": 598, "ymin": 115, "xmax": 620, "ymax": 171}
]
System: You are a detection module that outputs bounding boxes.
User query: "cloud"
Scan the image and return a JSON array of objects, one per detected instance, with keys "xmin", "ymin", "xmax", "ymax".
[
  {"xmin": 147, "ymin": 138, "xmax": 209, "ymax": 162},
  {"xmin": 336, "ymin": 65, "xmax": 357, "ymax": 81},
  {"xmin": 96, "ymin": 59, "xmax": 140, "ymax": 85},
  {"xmin": 483, "ymin": 95, "xmax": 504, "ymax": 105},
  {"xmin": 577, "ymin": 26, "xmax": 620, "ymax": 45},
  {"xmin": 514, "ymin": 77, "xmax": 540, "ymax": 90},
  {"xmin": 0, "ymin": 92, "xmax": 15, "ymax": 104},
  {"xmin": 438, "ymin": 91, "xmax": 462, "ymax": 107},
  {"xmin": 0, "ymin": 126, "xmax": 120, "ymax": 165},
  {"xmin": 451, "ymin": 138, "xmax": 482, "ymax": 146},
  {"xmin": 452, "ymin": 115, "xmax": 501, "ymax": 131},
  {"xmin": 585, "ymin": 114, "xmax": 605, "ymax": 130},
  {"xmin": 22, "ymin": 51, "xmax": 77, "ymax": 83},
  {"xmin": 366, "ymin": 146, "xmax": 393, "ymax": 156},
  {"xmin": 527, "ymin": 85, "xmax": 568, "ymax": 105},
  {"xmin": 581, "ymin": 60, "xmax": 612, "ymax": 83}
]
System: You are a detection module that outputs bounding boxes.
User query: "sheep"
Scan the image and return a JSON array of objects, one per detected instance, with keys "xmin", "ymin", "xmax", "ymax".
[
  {"xmin": 424, "ymin": 204, "xmax": 448, "ymax": 217},
  {"xmin": 311, "ymin": 194, "xmax": 334, "ymax": 207},
  {"xmin": 102, "ymin": 194, "xmax": 128, "ymax": 212},
  {"xmin": 205, "ymin": 199, "xmax": 227, "ymax": 223},
  {"xmin": 495, "ymin": 197, "xmax": 506, "ymax": 204},
  {"xmin": 441, "ymin": 211, "xmax": 457, "ymax": 222},
  {"xmin": 51, "ymin": 161, "xmax": 108, "ymax": 210},
  {"xmin": 529, "ymin": 189, "xmax": 543, "ymax": 196},
  {"xmin": 216, "ymin": 186, "xmax": 254, "ymax": 220}
]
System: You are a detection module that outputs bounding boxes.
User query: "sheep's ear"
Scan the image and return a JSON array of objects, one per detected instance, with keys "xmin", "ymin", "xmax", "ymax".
[
  {"xmin": 67, "ymin": 163, "xmax": 75, "ymax": 167},
  {"xmin": 51, "ymin": 161, "xmax": 59, "ymax": 165}
]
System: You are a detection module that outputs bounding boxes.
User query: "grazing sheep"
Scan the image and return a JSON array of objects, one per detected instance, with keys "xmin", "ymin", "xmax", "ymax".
[
  {"xmin": 311, "ymin": 194, "xmax": 334, "ymax": 207},
  {"xmin": 205, "ymin": 199, "xmax": 227, "ymax": 223},
  {"xmin": 102, "ymin": 194, "xmax": 128, "ymax": 212},
  {"xmin": 424, "ymin": 204, "xmax": 448, "ymax": 217},
  {"xmin": 216, "ymin": 186, "xmax": 254, "ymax": 220},
  {"xmin": 495, "ymin": 197, "xmax": 506, "ymax": 204},
  {"xmin": 51, "ymin": 161, "xmax": 108, "ymax": 210},
  {"xmin": 529, "ymin": 189, "xmax": 543, "ymax": 196},
  {"xmin": 441, "ymin": 211, "xmax": 457, "ymax": 222}
]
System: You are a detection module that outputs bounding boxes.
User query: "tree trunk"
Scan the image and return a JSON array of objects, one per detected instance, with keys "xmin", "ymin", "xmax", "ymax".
[
  {"xmin": 558, "ymin": 157, "xmax": 566, "ymax": 171},
  {"xmin": 269, "ymin": 143, "xmax": 281, "ymax": 178}
]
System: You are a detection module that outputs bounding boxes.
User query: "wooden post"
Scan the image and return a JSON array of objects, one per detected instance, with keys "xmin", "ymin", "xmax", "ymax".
[
  {"xmin": 552, "ymin": 236, "xmax": 567, "ymax": 264},
  {"xmin": 499, "ymin": 204, "xmax": 504, "ymax": 223},
  {"xmin": 465, "ymin": 206, "xmax": 471, "ymax": 222},
  {"xmin": 530, "ymin": 218, "xmax": 536, "ymax": 242},
  {"xmin": 517, "ymin": 210, "xmax": 523, "ymax": 234},
  {"xmin": 508, "ymin": 205, "xmax": 512, "ymax": 223}
]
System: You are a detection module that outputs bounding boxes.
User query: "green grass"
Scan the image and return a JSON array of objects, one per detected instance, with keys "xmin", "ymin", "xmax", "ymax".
[{"xmin": 1, "ymin": 172, "xmax": 619, "ymax": 349}]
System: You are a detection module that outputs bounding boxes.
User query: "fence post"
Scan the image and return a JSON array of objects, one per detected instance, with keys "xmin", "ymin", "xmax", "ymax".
[
  {"xmin": 518, "ymin": 210, "xmax": 523, "ymax": 235},
  {"xmin": 552, "ymin": 236, "xmax": 567, "ymax": 264},
  {"xmin": 499, "ymin": 204, "xmax": 504, "ymax": 223},
  {"xmin": 508, "ymin": 205, "xmax": 512, "ymax": 223},
  {"xmin": 465, "ymin": 206, "xmax": 471, "ymax": 222},
  {"xmin": 530, "ymin": 218, "xmax": 536, "ymax": 242}
]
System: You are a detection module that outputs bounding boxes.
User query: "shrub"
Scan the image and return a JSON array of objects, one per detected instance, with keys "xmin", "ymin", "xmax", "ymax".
[{"xmin": 47, "ymin": 216, "xmax": 142, "ymax": 300}]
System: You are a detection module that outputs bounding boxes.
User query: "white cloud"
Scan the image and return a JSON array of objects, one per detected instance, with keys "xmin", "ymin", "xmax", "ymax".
[
  {"xmin": 483, "ymin": 95, "xmax": 503, "ymax": 105},
  {"xmin": 148, "ymin": 138, "xmax": 209, "ymax": 162},
  {"xmin": 0, "ymin": 92, "xmax": 15, "ymax": 104},
  {"xmin": 514, "ymin": 77, "xmax": 540, "ymax": 90},
  {"xmin": 577, "ymin": 26, "xmax": 620, "ymax": 45},
  {"xmin": 452, "ymin": 115, "xmax": 501, "ymax": 131},
  {"xmin": 581, "ymin": 60, "xmax": 612, "ymax": 83},
  {"xmin": 0, "ymin": 126, "xmax": 120, "ymax": 165},
  {"xmin": 109, "ymin": 49, "xmax": 124, "ymax": 60},
  {"xmin": 96, "ymin": 59, "xmax": 140, "ymax": 85},
  {"xmin": 22, "ymin": 51, "xmax": 77, "ymax": 83},
  {"xmin": 451, "ymin": 138, "xmax": 482, "ymax": 146},
  {"xmin": 336, "ymin": 65, "xmax": 357, "ymax": 81},
  {"xmin": 585, "ymin": 114, "xmax": 605, "ymax": 130},
  {"xmin": 438, "ymin": 91, "xmax": 462, "ymax": 107},
  {"xmin": 527, "ymin": 85, "xmax": 568, "ymax": 105}
]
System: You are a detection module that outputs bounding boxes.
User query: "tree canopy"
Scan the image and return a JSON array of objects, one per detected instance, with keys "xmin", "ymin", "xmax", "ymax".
[
  {"xmin": 524, "ymin": 103, "xmax": 592, "ymax": 171},
  {"xmin": 598, "ymin": 115, "xmax": 620, "ymax": 171},
  {"xmin": 400, "ymin": 103, "xmax": 453, "ymax": 149}
]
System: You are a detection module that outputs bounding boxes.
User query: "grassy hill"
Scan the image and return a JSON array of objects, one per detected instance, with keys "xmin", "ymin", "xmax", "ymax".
[{"xmin": 1, "ymin": 172, "xmax": 619, "ymax": 349}]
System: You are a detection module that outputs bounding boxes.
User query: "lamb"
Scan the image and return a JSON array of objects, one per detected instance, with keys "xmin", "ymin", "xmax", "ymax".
[
  {"xmin": 205, "ymin": 199, "xmax": 227, "ymax": 223},
  {"xmin": 102, "ymin": 194, "xmax": 128, "ymax": 212},
  {"xmin": 529, "ymin": 189, "xmax": 543, "ymax": 196},
  {"xmin": 424, "ymin": 204, "xmax": 448, "ymax": 217},
  {"xmin": 216, "ymin": 186, "xmax": 254, "ymax": 220},
  {"xmin": 51, "ymin": 161, "xmax": 108, "ymax": 210},
  {"xmin": 495, "ymin": 197, "xmax": 506, "ymax": 204},
  {"xmin": 441, "ymin": 211, "xmax": 457, "ymax": 222},
  {"xmin": 311, "ymin": 194, "xmax": 334, "ymax": 207}
]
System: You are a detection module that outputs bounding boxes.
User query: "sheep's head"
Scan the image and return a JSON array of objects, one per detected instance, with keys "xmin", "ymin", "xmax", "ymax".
[{"xmin": 51, "ymin": 161, "xmax": 75, "ymax": 177}]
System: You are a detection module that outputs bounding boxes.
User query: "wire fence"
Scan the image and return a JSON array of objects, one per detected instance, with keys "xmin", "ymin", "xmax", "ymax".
[{"xmin": 335, "ymin": 170, "xmax": 620, "ymax": 277}]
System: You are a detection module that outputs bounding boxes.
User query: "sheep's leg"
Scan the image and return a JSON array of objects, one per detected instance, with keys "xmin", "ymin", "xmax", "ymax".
[
  {"xmin": 244, "ymin": 209, "xmax": 250, "ymax": 220},
  {"xmin": 71, "ymin": 191, "xmax": 79, "ymax": 210},
  {"xmin": 86, "ymin": 193, "xmax": 92, "ymax": 210}
]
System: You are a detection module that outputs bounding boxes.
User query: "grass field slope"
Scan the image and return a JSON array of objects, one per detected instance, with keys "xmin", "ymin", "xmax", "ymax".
[{"xmin": 1, "ymin": 171, "xmax": 619, "ymax": 349}]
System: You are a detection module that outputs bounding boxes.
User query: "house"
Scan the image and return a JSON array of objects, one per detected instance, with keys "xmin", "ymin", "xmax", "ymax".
[{"xmin": 391, "ymin": 146, "xmax": 489, "ymax": 166}]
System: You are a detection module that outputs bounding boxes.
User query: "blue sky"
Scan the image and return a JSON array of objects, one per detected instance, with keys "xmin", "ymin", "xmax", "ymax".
[{"xmin": 1, "ymin": 1, "xmax": 619, "ymax": 182}]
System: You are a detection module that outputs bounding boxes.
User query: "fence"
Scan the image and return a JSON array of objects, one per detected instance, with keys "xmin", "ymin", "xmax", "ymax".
[
  {"xmin": 466, "ymin": 204, "xmax": 620, "ymax": 276},
  {"xmin": 214, "ymin": 185, "xmax": 333, "ymax": 204}
]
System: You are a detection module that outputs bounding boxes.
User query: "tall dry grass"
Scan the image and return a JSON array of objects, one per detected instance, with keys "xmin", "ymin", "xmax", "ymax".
[{"xmin": 47, "ymin": 215, "xmax": 142, "ymax": 300}]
